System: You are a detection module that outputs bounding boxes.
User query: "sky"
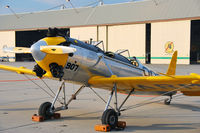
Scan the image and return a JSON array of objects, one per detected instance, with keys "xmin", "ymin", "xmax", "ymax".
[{"xmin": 0, "ymin": 0, "xmax": 142, "ymax": 15}]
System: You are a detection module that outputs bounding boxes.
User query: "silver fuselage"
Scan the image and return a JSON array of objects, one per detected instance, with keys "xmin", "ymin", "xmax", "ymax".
[
  {"xmin": 31, "ymin": 37, "xmax": 171, "ymax": 96},
  {"xmin": 63, "ymin": 45, "xmax": 156, "ymax": 86}
]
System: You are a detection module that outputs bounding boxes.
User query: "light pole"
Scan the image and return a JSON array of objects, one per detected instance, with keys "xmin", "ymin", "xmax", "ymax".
[
  {"xmin": 5, "ymin": 5, "xmax": 19, "ymax": 19},
  {"xmin": 98, "ymin": 0, "xmax": 104, "ymax": 6},
  {"xmin": 66, "ymin": 0, "xmax": 79, "ymax": 13}
]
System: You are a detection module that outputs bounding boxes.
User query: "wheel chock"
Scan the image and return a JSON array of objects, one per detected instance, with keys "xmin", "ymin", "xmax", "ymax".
[
  {"xmin": 94, "ymin": 124, "xmax": 111, "ymax": 132},
  {"xmin": 117, "ymin": 121, "xmax": 126, "ymax": 129},
  {"xmin": 32, "ymin": 113, "xmax": 61, "ymax": 122},
  {"xmin": 51, "ymin": 113, "xmax": 61, "ymax": 119},
  {"xmin": 32, "ymin": 114, "xmax": 44, "ymax": 122}
]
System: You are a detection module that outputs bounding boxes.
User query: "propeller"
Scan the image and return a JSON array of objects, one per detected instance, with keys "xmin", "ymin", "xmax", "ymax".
[
  {"xmin": 3, "ymin": 45, "xmax": 76, "ymax": 54},
  {"xmin": 40, "ymin": 45, "xmax": 76, "ymax": 54},
  {"xmin": 3, "ymin": 46, "xmax": 31, "ymax": 53},
  {"xmin": 2, "ymin": 27, "xmax": 76, "ymax": 80}
]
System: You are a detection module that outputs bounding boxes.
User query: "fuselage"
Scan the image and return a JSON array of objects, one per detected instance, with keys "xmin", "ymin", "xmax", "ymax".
[
  {"xmin": 64, "ymin": 43, "xmax": 154, "ymax": 86},
  {"xmin": 31, "ymin": 36, "xmax": 157, "ymax": 87}
]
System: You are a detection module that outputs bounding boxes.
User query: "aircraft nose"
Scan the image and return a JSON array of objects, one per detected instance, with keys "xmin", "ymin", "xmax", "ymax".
[{"xmin": 30, "ymin": 40, "xmax": 47, "ymax": 61}]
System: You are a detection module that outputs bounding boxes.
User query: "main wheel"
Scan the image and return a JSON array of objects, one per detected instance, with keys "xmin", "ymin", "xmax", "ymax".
[
  {"xmin": 38, "ymin": 102, "xmax": 54, "ymax": 120},
  {"xmin": 101, "ymin": 109, "xmax": 118, "ymax": 129}
]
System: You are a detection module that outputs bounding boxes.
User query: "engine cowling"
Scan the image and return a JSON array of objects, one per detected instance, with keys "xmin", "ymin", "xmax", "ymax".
[{"xmin": 31, "ymin": 36, "xmax": 69, "ymax": 79}]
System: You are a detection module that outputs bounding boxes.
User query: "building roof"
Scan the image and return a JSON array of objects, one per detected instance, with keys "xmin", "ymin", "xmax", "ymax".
[{"xmin": 0, "ymin": 0, "xmax": 200, "ymax": 31}]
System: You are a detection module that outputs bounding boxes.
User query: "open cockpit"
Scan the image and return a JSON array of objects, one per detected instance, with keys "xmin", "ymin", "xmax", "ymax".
[{"xmin": 65, "ymin": 38, "xmax": 140, "ymax": 67}]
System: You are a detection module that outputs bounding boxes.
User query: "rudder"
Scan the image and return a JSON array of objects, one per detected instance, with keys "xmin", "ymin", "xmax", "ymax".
[{"xmin": 166, "ymin": 51, "xmax": 177, "ymax": 75}]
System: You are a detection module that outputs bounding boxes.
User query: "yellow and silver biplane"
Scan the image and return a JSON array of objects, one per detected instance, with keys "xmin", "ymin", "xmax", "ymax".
[{"xmin": 0, "ymin": 28, "xmax": 200, "ymax": 130}]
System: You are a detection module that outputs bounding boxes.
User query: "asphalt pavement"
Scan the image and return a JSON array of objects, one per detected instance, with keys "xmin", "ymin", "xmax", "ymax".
[{"xmin": 0, "ymin": 62, "xmax": 200, "ymax": 133}]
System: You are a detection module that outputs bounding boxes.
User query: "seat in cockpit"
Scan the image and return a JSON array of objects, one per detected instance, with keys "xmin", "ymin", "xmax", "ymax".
[
  {"xmin": 130, "ymin": 57, "xmax": 139, "ymax": 67},
  {"xmin": 105, "ymin": 51, "xmax": 115, "ymax": 58}
]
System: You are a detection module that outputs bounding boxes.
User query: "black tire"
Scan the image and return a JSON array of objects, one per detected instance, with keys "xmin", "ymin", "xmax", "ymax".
[
  {"xmin": 38, "ymin": 102, "xmax": 54, "ymax": 120},
  {"xmin": 101, "ymin": 109, "xmax": 118, "ymax": 129},
  {"xmin": 164, "ymin": 99, "xmax": 171, "ymax": 105}
]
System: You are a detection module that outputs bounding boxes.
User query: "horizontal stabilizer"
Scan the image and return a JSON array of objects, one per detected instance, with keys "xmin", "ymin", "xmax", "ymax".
[
  {"xmin": 3, "ymin": 46, "xmax": 31, "ymax": 53},
  {"xmin": 40, "ymin": 46, "xmax": 76, "ymax": 54}
]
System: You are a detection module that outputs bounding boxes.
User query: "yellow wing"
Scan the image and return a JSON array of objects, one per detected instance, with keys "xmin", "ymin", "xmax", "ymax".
[
  {"xmin": 0, "ymin": 64, "xmax": 52, "ymax": 78},
  {"xmin": 88, "ymin": 50, "xmax": 200, "ymax": 96},
  {"xmin": 88, "ymin": 74, "xmax": 200, "ymax": 93}
]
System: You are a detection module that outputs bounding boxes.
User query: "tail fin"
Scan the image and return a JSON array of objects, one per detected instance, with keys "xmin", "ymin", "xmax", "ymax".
[{"xmin": 166, "ymin": 51, "xmax": 177, "ymax": 75}]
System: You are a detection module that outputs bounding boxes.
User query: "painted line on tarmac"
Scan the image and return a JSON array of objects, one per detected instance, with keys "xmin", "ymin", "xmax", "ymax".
[{"xmin": 0, "ymin": 78, "xmax": 40, "ymax": 82}]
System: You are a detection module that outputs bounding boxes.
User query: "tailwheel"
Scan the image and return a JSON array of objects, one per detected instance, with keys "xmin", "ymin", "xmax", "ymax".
[
  {"xmin": 101, "ymin": 109, "xmax": 118, "ymax": 129},
  {"xmin": 164, "ymin": 95, "xmax": 172, "ymax": 105},
  {"xmin": 164, "ymin": 98, "xmax": 171, "ymax": 105},
  {"xmin": 38, "ymin": 102, "xmax": 54, "ymax": 120}
]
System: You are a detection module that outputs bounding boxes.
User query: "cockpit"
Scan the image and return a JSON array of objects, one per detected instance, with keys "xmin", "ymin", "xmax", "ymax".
[
  {"xmin": 63, "ymin": 37, "xmax": 157, "ymax": 76},
  {"xmin": 65, "ymin": 38, "xmax": 140, "ymax": 67},
  {"xmin": 91, "ymin": 40, "xmax": 139, "ymax": 66}
]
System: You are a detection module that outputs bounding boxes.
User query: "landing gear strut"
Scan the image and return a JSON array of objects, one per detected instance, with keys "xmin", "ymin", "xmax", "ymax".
[
  {"xmin": 37, "ymin": 81, "xmax": 85, "ymax": 120},
  {"xmin": 99, "ymin": 83, "xmax": 135, "ymax": 130}
]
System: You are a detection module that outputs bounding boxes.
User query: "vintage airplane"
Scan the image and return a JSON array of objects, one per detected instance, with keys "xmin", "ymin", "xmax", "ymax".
[{"xmin": 0, "ymin": 28, "xmax": 200, "ymax": 130}]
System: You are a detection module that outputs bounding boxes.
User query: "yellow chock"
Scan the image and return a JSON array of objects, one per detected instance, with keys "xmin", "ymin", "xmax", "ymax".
[
  {"xmin": 32, "ymin": 114, "xmax": 44, "ymax": 122},
  {"xmin": 94, "ymin": 124, "xmax": 111, "ymax": 132},
  {"xmin": 32, "ymin": 113, "xmax": 61, "ymax": 122}
]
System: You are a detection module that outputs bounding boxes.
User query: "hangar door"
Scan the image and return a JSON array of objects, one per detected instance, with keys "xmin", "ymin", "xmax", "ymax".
[
  {"xmin": 15, "ymin": 28, "xmax": 69, "ymax": 61},
  {"xmin": 190, "ymin": 20, "xmax": 200, "ymax": 64},
  {"xmin": 145, "ymin": 23, "xmax": 151, "ymax": 64}
]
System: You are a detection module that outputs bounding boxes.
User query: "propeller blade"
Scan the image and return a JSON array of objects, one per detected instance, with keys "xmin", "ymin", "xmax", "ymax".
[
  {"xmin": 3, "ymin": 46, "xmax": 31, "ymax": 53},
  {"xmin": 40, "ymin": 46, "xmax": 76, "ymax": 54}
]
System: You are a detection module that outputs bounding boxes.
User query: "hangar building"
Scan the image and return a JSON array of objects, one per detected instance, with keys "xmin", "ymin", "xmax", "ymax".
[{"xmin": 0, "ymin": 0, "xmax": 200, "ymax": 64}]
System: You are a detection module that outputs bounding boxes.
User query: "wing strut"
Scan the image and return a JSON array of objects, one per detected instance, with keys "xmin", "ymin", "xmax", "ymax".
[
  {"xmin": 121, "ymin": 83, "xmax": 193, "ymax": 112},
  {"xmin": 119, "ymin": 88, "xmax": 135, "ymax": 111}
]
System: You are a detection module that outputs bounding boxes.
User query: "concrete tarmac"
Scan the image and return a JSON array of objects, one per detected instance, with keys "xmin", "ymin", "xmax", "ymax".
[{"xmin": 0, "ymin": 62, "xmax": 200, "ymax": 133}]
